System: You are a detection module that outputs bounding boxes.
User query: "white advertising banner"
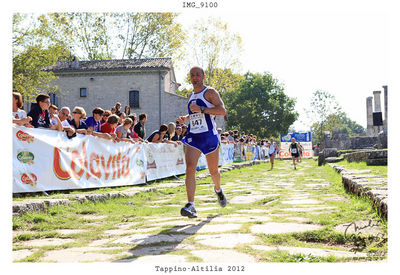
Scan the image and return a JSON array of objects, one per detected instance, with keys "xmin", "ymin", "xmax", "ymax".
[
  {"xmin": 13, "ymin": 125, "xmax": 146, "ymax": 193},
  {"xmin": 13, "ymin": 126, "xmax": 238, "ymax": 193},
  {"xmin": 219, "ymin": 143, "xmax": 235, "ymax": 166},
  {"xmin": 279, "ymin": 142, "xmax": 314, "ymax": 158},
  {"xmin": 144, "ymin": 143, "xmax": 186, "ymax": 181}
]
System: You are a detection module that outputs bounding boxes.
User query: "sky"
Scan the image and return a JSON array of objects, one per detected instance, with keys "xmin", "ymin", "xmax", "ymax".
[{"xmin": 176, "ymin": 11, "xmax": 388, "ymax": 131}]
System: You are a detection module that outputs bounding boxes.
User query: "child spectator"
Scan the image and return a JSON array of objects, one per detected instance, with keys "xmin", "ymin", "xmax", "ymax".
[
  {"xmin": 12, "ymin": 92, "xmax": 32, "ymax": 127},
  {"xmin": 48, "ymin": 104, "xmax": 63, "ymax": 131},
  {"xmin": 115, "ymin": 118, "xmax": 134, "ymax": 143},
  {"xmin": 85, "ymin": 107, "xmax": 104, "ymax": 133},
  {"xmin": 101, "ymin": 114, "xmax": 119, "ymax": 135}
]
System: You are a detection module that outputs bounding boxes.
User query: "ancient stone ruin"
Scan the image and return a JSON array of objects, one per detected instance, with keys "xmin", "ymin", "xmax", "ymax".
[{"xmin": 318, "ymin": 86, "xmax": 388, "ymax": 166}]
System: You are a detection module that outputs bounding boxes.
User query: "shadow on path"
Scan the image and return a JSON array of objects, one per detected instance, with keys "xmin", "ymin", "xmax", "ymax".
[{"xmin": 113, "ymin": 215, "xmax": 219, "ymax": 262}]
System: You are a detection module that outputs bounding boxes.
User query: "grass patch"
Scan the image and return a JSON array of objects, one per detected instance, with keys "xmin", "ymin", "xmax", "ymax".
[{"xmin": 336, "ymin": 160, "xmax": 387, "ymax": 178}]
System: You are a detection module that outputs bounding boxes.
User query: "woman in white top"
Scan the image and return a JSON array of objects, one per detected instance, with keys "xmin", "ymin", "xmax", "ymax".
[
  {"xmin": 12, "ymin": 92, "xmax": 32, "ymax": 127},
  {"xmin": 268, "ymin": 138, "xmax": 279, "ymax": 170}
]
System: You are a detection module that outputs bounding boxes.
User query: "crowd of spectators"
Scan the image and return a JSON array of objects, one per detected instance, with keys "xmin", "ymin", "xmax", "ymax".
[{"xmin": 12, "ymin": 94, "xmax": 281, "ymax": 151}]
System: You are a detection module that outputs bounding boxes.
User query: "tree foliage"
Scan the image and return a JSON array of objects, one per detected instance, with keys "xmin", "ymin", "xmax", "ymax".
[
  {"xmin": 223, "ymin": 72, "xmax": 298, "ymax": 138},
  {"xmin": 177, "ymin": 68, "xmax": 244, "ymax": 98},
  {"xmin": 12, "ymin": 12, "xmax": 186, "ymax": 98},
  {"xmin": 12, "ymin": 14, "xmax": 72, "ymax": 98},
  {"xmin": 306, "ymin": 90, "xmax": 365, "ymax": 143}
]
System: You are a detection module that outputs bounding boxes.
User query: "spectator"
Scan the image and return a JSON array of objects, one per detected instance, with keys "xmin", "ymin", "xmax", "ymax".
[
  {"xmin": 147, "ymin": 124, "xmax": 168, "ymax": 143},
  {"xmin": 181, "ymin": 124, "xmax": 188, "ymax": 138},
  {"xmin": 68, "ymin": 106, "xmax": 88, "ymax": 135},
  {"xmin": 115, "ymin": 118, "xmax": 135, "ymax": 143},
  {"xmin": 165, "ymin": 122, "xmax": 176, "ymax": 141},
  {"xmin": 221, "ymin": 132, "xmax": 229, "ymax": 143},
  {"xmin": 12, "ymin": 92, "xmax": 32, "ymax": 127},
  {"xmin": 134, "ymin": 113, "xmax": 147, "ymax": 139},
  {"xmin": 110, "ymin": 107, "xmax": 116, "ymax": 115},
  {"xmin": 118, "ymin": 112, "xmax": 126, "ymax": 125},
  {"xmin": 84, "ymin": 107, "xmax": 114, "ymax": 140},
  {"xmin": 115, "ymin": 102, "xmax": 122, "ymax": 116},
  {"xmin": 57, "ymin": 107, "xmax": 76, "ymax": 138},
  {"xmin": 27, "ymin": 94, "xmax": 54, "ymax": 129},
  {"xmin": 217, "ymin": 128, "xmax": 222, "ymax": 136},
  {"xmin": 48, "ymin": 104, "xmax": 63, "ymax": 131},
  {"xmin": 124, "ymin": 105, "xmax": 131, "ymax": 116},
  {"xmin": 101, "ymin": 114, "xmax": 119, "ymax": 137},
  {"xmin": 128, "ymin": 114, "xmax": 145, "ymax": 143},
  {"xmin": 227, "ymin": 131, "xmax": 234, "ymax": 143},
  {"xmin": 172, "ymin": 126, "xmax": 183, "ymax": 141},
  {"xmin": 85, "ymin": 107, "xmax": 104, "ymax": 133},
  {"xmin": 101, "ymin": 110, "xmax": 111, "ymax": 124}
]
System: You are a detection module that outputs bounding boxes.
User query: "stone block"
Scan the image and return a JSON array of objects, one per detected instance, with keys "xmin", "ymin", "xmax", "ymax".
[
  {"xmin": 367, "ymin": 158, "xmax": 387, "ymax": 166},
  {"xmin": 325, "ymin": 157, "xmax": 344, "ymax": 163},
  {"xmin": 323, "ymin": 148, "xmax": 338, "ymax": 158}
]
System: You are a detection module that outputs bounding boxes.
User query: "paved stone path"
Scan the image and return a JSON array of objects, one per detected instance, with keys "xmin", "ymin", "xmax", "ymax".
[{"xmin": 13, "ymin": 160, "xmax": 386, "ymax": 263}]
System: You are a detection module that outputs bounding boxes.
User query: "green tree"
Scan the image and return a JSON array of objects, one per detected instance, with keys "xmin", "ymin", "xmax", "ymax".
[
  {"xmin": 12, "ymin": 13, "xmax": 72, "ymax": 98},
  {"xmin": 180, "ymin": 17, "xmax": 243, "ymax": 92},
  {"xmin": 116, "ymin": 13, "xmax": 185, "ymax": 60},
  {"xmin": 306, "ymin": 90, "xmax": 342, "ymax": 143},
  {"xmin": 224, "ymin": 72, "xmax": 298, "ymax": 138},
  {"xmin": 12, "ymin": 12, "xmax": 186, "ymax": 98},
  {"xmin": 177, "ymin": 68, "xmax": 244, "ymax": 98},
  {"xmin": 306, "ymin": 90, "xmax": 365, "ymax": 143}
]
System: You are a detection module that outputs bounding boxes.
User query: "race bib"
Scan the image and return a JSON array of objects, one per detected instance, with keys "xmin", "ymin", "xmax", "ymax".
[
  {"xmin": 291, "ymin": 148, "xmax": 298, "ymax": 154},
  {"xmin": 189, "ymin": 113, "xmax": 208, "ymax": 134}
]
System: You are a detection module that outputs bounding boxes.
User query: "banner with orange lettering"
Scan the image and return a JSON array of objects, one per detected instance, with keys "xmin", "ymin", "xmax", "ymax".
[
  {"xmin": 144, "ymin": 142, "xmax": 186, "ymax": 181},
  {"xmin": 13, "ymin": 125, "xmax": 146, "ymax": 193}
]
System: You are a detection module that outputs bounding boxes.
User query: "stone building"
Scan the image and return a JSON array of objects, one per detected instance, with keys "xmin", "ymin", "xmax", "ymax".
[{"xmin": 34, "ymin": 58, "xmax": 225, "ymax": 137}]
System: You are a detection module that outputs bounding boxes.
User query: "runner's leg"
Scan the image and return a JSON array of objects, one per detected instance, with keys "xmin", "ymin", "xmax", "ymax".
[
  {"xmin": 270, "ymin": 154, "xmax": 275, "ymax": 169},
  {"xmin": 184, "ymin": 145, "xmax": 202, "ymax": 203},
  {"xmin": 205, "ymin": 147, "xmax": 221, "ymax": 191}
]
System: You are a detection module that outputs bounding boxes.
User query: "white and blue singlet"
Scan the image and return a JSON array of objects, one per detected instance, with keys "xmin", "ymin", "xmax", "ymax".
[{"xmin": 182, "ymin": 86, "xmax": 220, "ymax": 155}]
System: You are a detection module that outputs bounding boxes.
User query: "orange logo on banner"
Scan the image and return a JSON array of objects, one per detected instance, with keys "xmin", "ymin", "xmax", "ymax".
[
  {"xmin": 21, "ymin": 173, "xmax": 37, "ymax": 186},
  {"xmin": 53, "ymin": 141, "xmax": 131, "ymax": 181},
  {"xmin": 16, "ymin": 130, "xmax": 34, "ymax": 143}
]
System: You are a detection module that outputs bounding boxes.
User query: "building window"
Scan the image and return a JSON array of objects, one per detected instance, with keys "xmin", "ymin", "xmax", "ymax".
[
  {"xmin": 80, "ymin": 88, "xmax": 87, "ymax": 97},
  {"xmin": 49, "ymin": 93, "xmax": 59, "ymax": 106},
  {"xmin": 129, "ymin": 90, "xmax": 139, "ymax": 108}
]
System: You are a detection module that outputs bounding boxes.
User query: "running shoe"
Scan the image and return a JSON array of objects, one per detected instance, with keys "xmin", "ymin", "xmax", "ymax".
[
  {"xmin": 294, "ymin": 166, "xmax": 296, "ymax": 170},
  {"xmin": 180, "ymin": 203, "xmax": 197, "ymax": 218},
  {"xmin": 215, "ymin": 189, "xmax": 227, "ymax": 207}
]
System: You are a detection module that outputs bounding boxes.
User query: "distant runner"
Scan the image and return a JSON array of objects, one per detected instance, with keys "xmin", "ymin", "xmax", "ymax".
[
  {"xmin": 268, "ymin": 138, "xmax": 278, "ymax": 170},
  {"xmin": 289, "ymin": 137, "xmax": 300, "ymax": 170}
]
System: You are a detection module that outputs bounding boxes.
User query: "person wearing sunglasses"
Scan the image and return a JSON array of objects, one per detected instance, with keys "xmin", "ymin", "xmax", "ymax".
[
  {"xmin": 67, "ymin": 106, "xmax": 88, "ymax": 135},
  {"xmin": 27, "ymin": 94, "xmax": 54, "ymax": 129}
]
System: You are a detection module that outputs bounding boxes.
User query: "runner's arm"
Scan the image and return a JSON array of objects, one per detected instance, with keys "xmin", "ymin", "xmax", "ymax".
[{"xmin": 190, "ymin": 89, "xmax": 226, "ymax": 116}]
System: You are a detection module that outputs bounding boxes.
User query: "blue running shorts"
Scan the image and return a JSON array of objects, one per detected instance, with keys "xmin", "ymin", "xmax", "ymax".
[{"xmin": 182, "ymin": 133, "xmax": 220, "ymax": 155}]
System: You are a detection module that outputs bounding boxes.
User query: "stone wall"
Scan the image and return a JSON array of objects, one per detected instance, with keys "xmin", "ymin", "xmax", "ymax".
[
  {"xmin": 329, "ymin": 164, "xmax": 387, "ymax": 220},
  {"xmin": 343, "ymin": 149, "xmax": 387, "ymax": 165},
  {"xmin": 323, "ymin": 131, "xmax": 379, "ymax": 150}
]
